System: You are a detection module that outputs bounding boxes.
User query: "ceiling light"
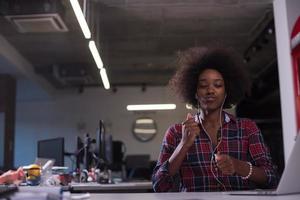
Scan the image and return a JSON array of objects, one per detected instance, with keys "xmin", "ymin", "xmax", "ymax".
[
  {"xmin": 89, "ymin": 40, "xmax": 103, "ymax": 69},
  {"xmin": 127, "ymin": 104, "xmax": 176, "ymax": 111},
  {"xmin": 100, "ymin": 68, "xmax": 110, "ymax": 90},
  {"xmin": 70, "ymin": 0, "xmax": 91, "ymax": 39}
]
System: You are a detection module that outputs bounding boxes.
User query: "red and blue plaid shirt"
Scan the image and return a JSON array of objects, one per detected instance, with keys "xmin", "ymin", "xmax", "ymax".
[{"xmin": 152, "ymin": 112, "xmax": 278, "ymax": 192}]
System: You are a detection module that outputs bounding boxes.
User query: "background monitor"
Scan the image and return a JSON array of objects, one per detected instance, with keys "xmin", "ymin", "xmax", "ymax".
[
  {"xmin": 125, "ymin": 154, "xmax": 151, "ymax": 180},
  {"xmin": 105, "ymin": 134, "xmax": 113, "ymax": 165},
  {"xmin": 95, "ymin": 120, "xmax": 113, "ymax": 165},
  {"xmin": 95, "ymin": 133, "xmax": 113, "ymax": 166},
  {"xmin": 37, "ymin": 137, "xmax": 64, "ymax": 166},
  {"xmin": 76, "ymin": 136, "xmax": 84, "ymax": 169},
  {"xmin": 113, "ymin": 140, "xmax": 125, "ymax": 164}
]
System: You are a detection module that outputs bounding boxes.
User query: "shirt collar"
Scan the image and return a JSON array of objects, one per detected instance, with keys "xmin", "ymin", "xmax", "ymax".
[
  {"xmin": 195, "ymin": 110, "xmax": 236, "ymax": 124},
  {"xmin": 223, "ymin": 111, "xmax": 237, "ymax": 123}
]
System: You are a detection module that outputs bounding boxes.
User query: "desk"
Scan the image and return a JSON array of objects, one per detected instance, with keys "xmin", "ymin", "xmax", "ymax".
[
  {"xmin": 82, "ymin": 192, "xmax": 300, "ymax": 200},
  {"xmin": 70, "ymin": 181, "xmax": 153, "ymax": 193}
]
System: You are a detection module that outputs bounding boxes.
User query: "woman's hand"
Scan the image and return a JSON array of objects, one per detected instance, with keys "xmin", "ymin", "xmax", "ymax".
[
  {"xmin": 168, "ymin": 113, "xmax": 200, "ymax": 176},
  {"xmin": 181, "ymin": 113, "xmax": 200, "ymax": 148},
  {"xmin": 0, "ymin": 167, "xmax": 25, "ymax": 184},
  {"xmin": 215, "ymin": 152, "xmax": 236, "ymax": 175}
]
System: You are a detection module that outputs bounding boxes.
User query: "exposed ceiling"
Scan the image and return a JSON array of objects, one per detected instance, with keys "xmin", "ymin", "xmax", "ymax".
[{"xmin": 0, "ymin": 0, "xmax": 276, "ymax": 92}]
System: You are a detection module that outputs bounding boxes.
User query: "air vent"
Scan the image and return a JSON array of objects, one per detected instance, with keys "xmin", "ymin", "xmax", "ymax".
[{"xmin": 5, "ymin": 13, "xmax": 68, "ymax": 33}]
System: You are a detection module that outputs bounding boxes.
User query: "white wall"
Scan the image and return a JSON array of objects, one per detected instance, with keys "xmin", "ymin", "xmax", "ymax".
[
  {"xmin": 274, "ymin": 0, "xmax": 300, "ymax": 162},
  {"xmin": 14, "ymin": 86, "xmax": 187, "ymax": 169}
]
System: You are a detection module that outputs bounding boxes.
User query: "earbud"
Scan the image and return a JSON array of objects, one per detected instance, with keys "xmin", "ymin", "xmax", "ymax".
[{"xmin": 195, "ymin": 94, "xmax": 198, "ymax": 100}]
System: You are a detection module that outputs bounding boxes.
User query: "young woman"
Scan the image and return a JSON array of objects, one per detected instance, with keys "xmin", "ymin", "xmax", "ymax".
[{"xmin": 152, "ymin": 47, "xmax": 278, "ymax": 192}]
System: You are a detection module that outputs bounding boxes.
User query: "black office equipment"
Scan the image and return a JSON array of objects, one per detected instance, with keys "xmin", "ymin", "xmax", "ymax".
[
  {"xmin": 76, "ymin": 136, "xmax": 84, "ymax": 170},
  {"xmin": 96, "ymin": 120, "xmax": 106, "ymax": 162},
  {"xmin": 111, "ymin": 141, "xmax": 126, "ymax": 171},
  {"xmin": 74, "ymin": 121, "xmax": 113, "ymax": 175},
  {"xmin": 113, "ymin": 141, "xmax": 125, "ymax": 163},
  {"xmin": 0, "ymin": 184, "xmax": 18, "ymax": 198},
  {"xmin": 82, "ymin": 133, "xmax": 96, "ymax": 170},
  {"xmin": 95, "ymin": 120, "xmax": 113, "ymax": 166},
  {"xmin": 125, "ymin": 154, "xmax": 151, "ymax": 180},
  {"xmin": 105, "ymin": 134, "xmax": 113, "ymax": 165},
  {"xmin": 37, "ymin": 137, "xmax": 65, "ymax": 166}
]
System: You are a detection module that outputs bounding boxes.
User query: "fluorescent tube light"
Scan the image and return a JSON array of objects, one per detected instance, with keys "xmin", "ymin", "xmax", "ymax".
[
  {"xmin": 127, "ymin": 104, "xmax": 176, "ymax": 111},
  {"xmin": 100, "ymin": 68, "xmax": 110, "ymax": 90},
  {"xmin": 89, "ymin": 40, "xmax": 103, "ymax": 69},
  {"xmin": 70, "ymin": 0, "xmax": 91, "ymax": 39}
]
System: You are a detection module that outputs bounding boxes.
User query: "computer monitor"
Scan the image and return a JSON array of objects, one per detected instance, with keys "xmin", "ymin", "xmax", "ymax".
[
  {"xmin": 105, "ymin": 134, "xmax": 113, "ymax": 165},
  {"xmin": 125, "ymin": 154, "xmax": 150, "ymax": 169},
  {"xmin": 76, "ymin": 136, "xmax": 84, "ymax": 169},
  {"xmin": 125, "ymin": 154, "xmax": 151, "ymax": 180},
  {"xmin": 95, "ymin": 120, "xmax": 113, "ymax": 165},
  {"xmin": 37, "ymin": 137, "xmax": 64, "ymax": 166},
  {"xmin": 113, "ymin": 140, "xmax": 125, "ymax": 163}
]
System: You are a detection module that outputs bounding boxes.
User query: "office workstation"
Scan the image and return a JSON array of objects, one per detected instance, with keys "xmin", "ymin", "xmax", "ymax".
[
  {"xmin": 34, "ymin": 126, "xmax": 153, "ymax": 193},
  {"xmin": 1, "ymin": 0, "xmax": 300, "ymax": 199}
]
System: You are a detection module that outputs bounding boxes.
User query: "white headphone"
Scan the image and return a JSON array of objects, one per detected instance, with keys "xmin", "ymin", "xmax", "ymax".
[{"xmin": 195, "ymin": 92, "xmax": 228, "ymax": 190}]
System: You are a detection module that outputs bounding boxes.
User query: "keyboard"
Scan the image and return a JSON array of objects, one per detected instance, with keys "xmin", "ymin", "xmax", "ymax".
[{"xmin": 0, "ymin": 184, "xmax": 18, "ymax": 197}]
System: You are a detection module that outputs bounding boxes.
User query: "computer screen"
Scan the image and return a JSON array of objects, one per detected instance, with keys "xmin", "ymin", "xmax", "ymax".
[
  {"xmin": 95, "ymin": 132, "xmax": 113, "ymax": 164},
  {"xmin": 95, "ymin": 120, "xmax": 113, "ymax": 165},
  {"xmin": 37, "ymin": 137, "xmax": 64, "ymax": 166},
  {"xmin": 105, "ymin": 134, "xmax": 113, "ymax": 165},
  {"xmin": 76, "ymin": 136, "xmax": 84, "ymax": 169}
]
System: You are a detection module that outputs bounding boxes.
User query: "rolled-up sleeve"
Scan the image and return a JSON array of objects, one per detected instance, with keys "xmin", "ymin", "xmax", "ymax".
[
  {"xmin": 152, "ymin": 125, "xmax": 181, "ymax": 192},
  {"xmin": 247, "ymin": 120, "xmax": 279, "ymax": 188}
]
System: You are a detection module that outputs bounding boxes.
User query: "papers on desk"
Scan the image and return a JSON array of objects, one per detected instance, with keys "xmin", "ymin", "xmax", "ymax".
[{"xmin": 10, "ymin": 186, "xmax": 62, "ymax": 200}]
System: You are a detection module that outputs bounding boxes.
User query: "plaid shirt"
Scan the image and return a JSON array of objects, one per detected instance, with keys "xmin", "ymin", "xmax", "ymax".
[{"xmin": 152, "ymin": 112, "xmax": 278, "ymax": 192}]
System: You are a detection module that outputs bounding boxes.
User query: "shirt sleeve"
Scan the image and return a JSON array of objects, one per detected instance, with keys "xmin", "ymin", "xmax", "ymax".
[
  {"xmin": 246, "ymin": 120, "xmax": 279, "ymax": 188},
  {"xmin": 152, "ymin": 125, "xmax": 181, "ymax": 192}
]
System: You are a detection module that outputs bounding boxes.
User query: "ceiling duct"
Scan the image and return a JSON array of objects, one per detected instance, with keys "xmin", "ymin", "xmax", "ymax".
[
  {"xmin": 5, "ymin": 13, "xmax": 68, "ymax": 33},
  {"xmin": 35, "ymin": 63, "xmax": 101, "ymax": 89},
  {"xmin": 52, "ymin": 64, "xmax": 92, "ymax": 87},
  {"xmin": 1, "ymin": 0, "xmax": 68, "ymax": 33}
]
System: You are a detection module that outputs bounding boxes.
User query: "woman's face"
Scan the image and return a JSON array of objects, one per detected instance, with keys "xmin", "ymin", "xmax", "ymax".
[{"xmin": 196, "ymin": 69, "xmax": 226, "ymax": 112}]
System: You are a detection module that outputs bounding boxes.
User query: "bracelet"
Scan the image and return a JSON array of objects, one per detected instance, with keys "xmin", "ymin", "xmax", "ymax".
[{"xmin": 241, "ymin": 162, "xmax": 253, "ymax": 180}]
